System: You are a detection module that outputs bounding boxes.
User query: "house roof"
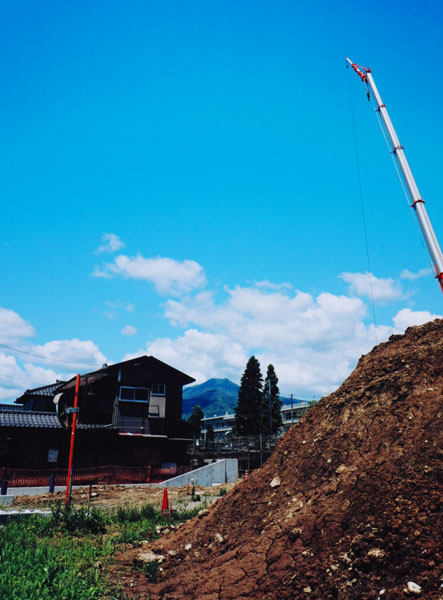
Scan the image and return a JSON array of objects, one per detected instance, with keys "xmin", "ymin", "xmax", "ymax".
[
  {"xmin": 59, "ymin": 355, "xmax": 195, "ymax": 392},
  {"xmin": 15, "ymin": 381, "xmax": 66, "ymax": 404},
  {"xmin": 0, "ymin": 403, "xmax": 26, "ymax": 412},
  {"xmin": 0, "ymin": 410, "xmax": 116, "ymax": 430}
]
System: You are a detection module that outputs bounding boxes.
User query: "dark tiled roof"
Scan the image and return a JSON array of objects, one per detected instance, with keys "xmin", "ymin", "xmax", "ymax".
[
  {"xmin": 60, "ymin": 355, "xmax": 195, "ymax": 392},
  {"xmin": 26, "ymin": 381, "xmax": 66, "ymax": 396},
  {"xmin": 0, "ymin": 410, "xmax": 116, "ymax": 430},
  {"xmin": 0, "ymin": 403, "xmax": 25, "ymax": 412},
  {"xmin": 15, "ymin": 381, "xmax": 66, "ymax": 403}
]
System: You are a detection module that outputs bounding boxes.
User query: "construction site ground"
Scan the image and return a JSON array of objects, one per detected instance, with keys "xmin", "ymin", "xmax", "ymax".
[
  {"xmin": 9, "ymin": 482, "xmax": 237, "ymax": 511},
  {"xmin": 4, "ymin": 320, "xmax": 443, "ymax": 599}
]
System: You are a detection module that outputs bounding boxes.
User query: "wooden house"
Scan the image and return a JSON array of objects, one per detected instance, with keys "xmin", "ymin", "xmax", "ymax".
[{"xmin": 1, "ymin": 356, "xmax": 195, "ymax": 472}]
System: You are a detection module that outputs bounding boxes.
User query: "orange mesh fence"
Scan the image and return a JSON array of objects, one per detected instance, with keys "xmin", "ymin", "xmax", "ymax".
[{"xmin": 0, "ymin": 464, "xmax": 191, "ymax": 488}]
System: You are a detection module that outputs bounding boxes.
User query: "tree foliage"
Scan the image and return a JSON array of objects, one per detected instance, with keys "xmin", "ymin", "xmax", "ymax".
[
  {"xmin": 262, "ymin": 363, "xmax": 282, "ymax": 435},
  {"xmin": 234, "ymin": 356, "xmax": 263, "ymax": 435},
  {"xmin": 187, "ymin": 405, "xmax": 204, "ymax": 435},
  {"xmin": 234, "ymin": 358, "xmax": 283, "ymax": 436}
]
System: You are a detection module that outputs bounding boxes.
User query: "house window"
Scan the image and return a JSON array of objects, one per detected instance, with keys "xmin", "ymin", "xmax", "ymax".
[
  {"xmin": 151, "ymin": 383, "xmax": 166, "ymax": 396},
  {"xmin": 119, "ymin": 386, "xmax": 149, "ymax": 403}
]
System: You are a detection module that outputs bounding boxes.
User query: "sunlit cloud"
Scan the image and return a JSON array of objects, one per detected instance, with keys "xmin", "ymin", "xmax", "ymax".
[
  {"xmin": 254, "ymin": 280, "xmax": 292, "ymax": 291},
  {"xmin": 132, "ymin": 279, "xmax": 442, "ymax": 396},
  {"xmin": 392, "ymin": 307, "xmax": 441, "ymax": 331},
  {"xmin": 104, "ymin": 299, "xmax": 135, "ymax": 320},
  {"xmin": 0, "ymin": 307, "xmax": 108, "ymax": 402},
  {"xmin": 93, "ymin": 254, "xmax": 206, "ymax": 296},
  {"xmin": 95, "ymin": 233, "xmax": 125, "ymax": 254},
  {"xmin": 0, "ymin": 308, "xmax": 35, "ymax": 343},
  {"xmin": 121, "ymin": 325, "xmax": 137, "ymax": 336},
  {"xmin": 400, "ymin": 267, "xmax": 432, "ymax": 281},
  {"xmin": 340, "ymin": 271, "xmax": 404, "ymax": 303}
]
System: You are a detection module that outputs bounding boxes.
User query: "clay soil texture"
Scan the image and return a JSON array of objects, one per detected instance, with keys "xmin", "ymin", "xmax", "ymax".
[{"xmin": 114, "ymin": 319, "xmax": 443, "ymax": 600}]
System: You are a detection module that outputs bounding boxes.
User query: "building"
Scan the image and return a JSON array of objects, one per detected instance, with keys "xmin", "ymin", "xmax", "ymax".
[
  {"xmin": 280, "ymin": 402, "xmax": 311, "ymax": 433},
  {"xmin": 0, "ymin": 356, "xmax": 195, "ymax": 471},
  {"xmin": 201, "ymin": 401, "xmax": 311, "ymax": 441},
  {"xmin": 202, "ymin": 413, "xmax": 236, "ymax": 441}
]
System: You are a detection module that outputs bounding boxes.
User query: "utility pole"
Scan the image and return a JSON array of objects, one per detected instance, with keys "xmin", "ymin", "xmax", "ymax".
[
  {"xmin": 346, "ymin": 57, "xmax": 443, "ymax": 293},
  {"xmin": 65, "ymin": 374, "xmax": 80, "ymax": 506}
]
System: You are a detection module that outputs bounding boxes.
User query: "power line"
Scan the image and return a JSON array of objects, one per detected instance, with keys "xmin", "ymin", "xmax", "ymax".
[
  {"xmin": 0, "ymin": 343, "xmax": 102, "ymax": 368},
  {"xmin": 346, "ymin": 65, "xmax": 378, "ymax": 345}
]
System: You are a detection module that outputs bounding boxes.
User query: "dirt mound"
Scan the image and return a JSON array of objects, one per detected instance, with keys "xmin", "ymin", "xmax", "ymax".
[{"xmin": 118, "ymin": 320, "xmax": 443, "ymax": 599}]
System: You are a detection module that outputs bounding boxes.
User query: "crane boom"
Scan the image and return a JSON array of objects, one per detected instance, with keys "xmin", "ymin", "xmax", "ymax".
[{"xmin": 346, "ymin": 57, "xmax": 443, "ymax": 293}]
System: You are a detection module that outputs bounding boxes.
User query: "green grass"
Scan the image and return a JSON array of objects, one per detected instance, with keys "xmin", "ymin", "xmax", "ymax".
[{"xmin": 0, "ymin": 502, "xmax": 198, "ymax": 600}]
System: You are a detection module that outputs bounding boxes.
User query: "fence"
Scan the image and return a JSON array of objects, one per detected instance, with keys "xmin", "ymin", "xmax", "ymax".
[{"xmin": 0, "ymin": 464, "xmax": 192, "ymax": 488}]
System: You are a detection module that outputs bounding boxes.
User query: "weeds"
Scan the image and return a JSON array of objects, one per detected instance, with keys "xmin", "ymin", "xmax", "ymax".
[
  {"xmin": 49, "ymin": 502, "xmax": 106, "ymax": 534},
  {"xmin": 112, "ymin": 503, "xmax": 156, "ymax": 524},
  {"xmin": 0, "ymin": 515, "xmax": 113, "ymax": 599},
  {"xmin": 0, "ymin": 502, "xmax": 190, "ymax": 599},
  {"xmin": 134, "ymin": 558, "xmax": 158, "ymax": 583}
]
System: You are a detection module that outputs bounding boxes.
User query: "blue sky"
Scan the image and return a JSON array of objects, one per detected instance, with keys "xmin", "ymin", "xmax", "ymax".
[{"xmin": 1, "ymin": 0, "xmax": 442, "ymax": 402}]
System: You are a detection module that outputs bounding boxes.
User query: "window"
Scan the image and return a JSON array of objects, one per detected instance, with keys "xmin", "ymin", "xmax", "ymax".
[
  {"xmin": 151, "ymin": 383, "xmax": 166, "ymax": 396},
  {"xmin": 119, "ymin": 386, "xmax": 149, "ymax": 403}
]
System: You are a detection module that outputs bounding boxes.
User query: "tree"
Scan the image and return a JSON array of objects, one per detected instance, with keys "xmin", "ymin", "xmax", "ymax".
[
  {"xmin": 187, "ymin": 405, "xmax": 204, "ymax": 436},
  {"xmin": 262, "ymin": 364, "xmax": 282, "ymax": 435},
  {"xmin": 234, "ymin": 356, "xmax": 263, "ymax": 435}
]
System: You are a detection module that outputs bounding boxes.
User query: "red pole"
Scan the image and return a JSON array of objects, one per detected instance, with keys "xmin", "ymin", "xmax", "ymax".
[{"xmin": 65, "ymin": 374, "xmax": 80, "ymax": 506}]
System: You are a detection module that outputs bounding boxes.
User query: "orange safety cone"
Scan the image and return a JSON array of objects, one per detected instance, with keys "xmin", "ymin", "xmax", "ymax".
[
  {"xmin": 161, "ymin": 487, "xmax": 169, "ymax": 514},
  {"xmin": 244, "ymin": 469, "xmax": 249, "ymax": 480}
]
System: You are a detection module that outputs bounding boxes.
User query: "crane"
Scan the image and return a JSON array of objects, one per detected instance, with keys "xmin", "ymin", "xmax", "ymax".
[{"xmin": 346, "ymin": 57, "xmax": 443, "ymax": 294}]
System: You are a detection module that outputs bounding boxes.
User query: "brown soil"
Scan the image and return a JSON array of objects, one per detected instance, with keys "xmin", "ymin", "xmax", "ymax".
[
  {"xmin": 12, "ymin": 483, "xmax": 233, "ymax": 510},
  {"xmin": 114, "ymin": 319, "xmax": 443, "ymax": 599}
]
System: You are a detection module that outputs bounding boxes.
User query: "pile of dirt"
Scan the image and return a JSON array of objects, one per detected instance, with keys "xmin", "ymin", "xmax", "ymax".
[{"xmin": 117, "ymin": 319, "xmax": 443, "ymax": 599}]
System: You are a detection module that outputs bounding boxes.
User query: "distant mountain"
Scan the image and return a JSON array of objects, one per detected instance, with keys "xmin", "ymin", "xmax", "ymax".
[
  {"xmin": 182, "ymin": 378, "xmax": 306, "ymax": 419},
  {"xmin": 182, "ymin": 378, "xmax": 239, "ymax": 418}
]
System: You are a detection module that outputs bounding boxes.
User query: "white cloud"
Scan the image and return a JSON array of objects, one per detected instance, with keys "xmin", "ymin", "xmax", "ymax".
[
  {"xmin": 93, "ymin": 254, "xmax": 206, "ymax": 296},
  {"xmin": 32, "ymin": 339, "xmax": 107, "ymax": 367},
  {"xmin": 121, "ymin": 325, "xmax": 137, "ymax": 336},
  {"xmin": 95, "ymin": 233, "xmax": 125, "ymax": 254},
  {"xmin": 165, "ymin": 287, "xmax": 367, "ymax": 352},
  {"xmin": 392, "ymin": 308, "xmax": 441, "ymax": 331},
  {"xmin": 0, "ymin": 308, "xmax": 35, "ymax": 343},
  {"xmin": 0, "ymin": 387, "xmax": 23, "ymax": 401},
  {"xmin": 135, "ymin": 285, "xmax": 392, "ymax": 396},
  {"xmin": 340, "ymin": 271, "xmax": 404, "ymax": 303},
  {"xmin": 0, "ymin": 352, "xmax": 63, "ymax": 402},
  {"xmin": 254, "ymin": 280, "xmax": 292, "ymax": 291},
  {"xmin": 104, "ymin": 299, "xmax": 135, "ymax": 320},
  {"xmin": 400, "ymin": 267, "xmax": 432, "ymax": 281},
  {"xmin": 136, "ymin": 279, "xmax": 443, "ymax": 397},
  {"xmin": 106, "ymin": 299, "xmax": 134, "ymax": 312},
  {"xmin": 0, "ymin": 306, "xmax": 109, "ymax": 402},
  {"xmin": 92, "ymin": 266, "xmax": 113, "ymax": 279},
  {"xmin": 145, "ymin": 330, "xmax": 248, "ymax": 385}
]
